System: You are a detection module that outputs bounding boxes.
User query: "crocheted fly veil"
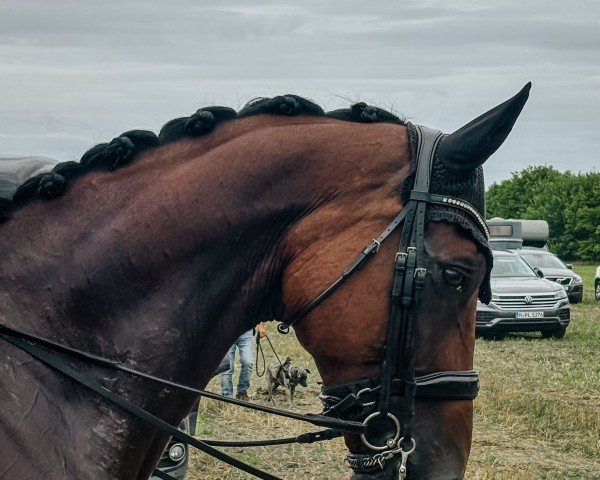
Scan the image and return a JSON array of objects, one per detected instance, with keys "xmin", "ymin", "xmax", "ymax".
[{"xmin": 402, "ymin": 83, "xmax": 531, "ymax": 304}]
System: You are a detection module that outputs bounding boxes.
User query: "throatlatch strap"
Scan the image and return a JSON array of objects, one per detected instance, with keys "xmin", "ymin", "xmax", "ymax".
[{"xmin": 278, "ymin": 208, "xmax": 408, "ymax": 331}]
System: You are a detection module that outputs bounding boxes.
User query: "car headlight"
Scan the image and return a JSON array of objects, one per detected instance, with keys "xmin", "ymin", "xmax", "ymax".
[
  {"xmin": 573, "ymin": 275, "xmax": 583, "ymax": 284},
  {"xmin": 554, "ymin": 289, "xmax": 567, "ymax": 299},
  {"xmin": 168, "ymin": 443, "xmax": 186, "ymax": 462}
]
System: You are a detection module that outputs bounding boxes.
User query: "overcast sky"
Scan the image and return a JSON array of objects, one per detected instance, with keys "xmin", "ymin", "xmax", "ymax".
[{"xmin": 0, "ymin": 0, "xmax": 598, "ymax": 185}]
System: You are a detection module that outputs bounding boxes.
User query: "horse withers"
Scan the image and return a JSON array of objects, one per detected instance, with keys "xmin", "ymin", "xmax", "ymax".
[{"xmin": 0, "ymin": 85, "xmax": 530, "ymax": 479}]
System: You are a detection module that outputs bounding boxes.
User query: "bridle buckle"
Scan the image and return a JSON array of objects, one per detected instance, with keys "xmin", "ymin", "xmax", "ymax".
[
  {"xmin": 414, "ymin": 267, "xmax": 427, "ymax": 278},
  {"xmin": 355, "ymin": 387, "xmax": 376, "ymax": 408},
  {"xmin": 394, "ymin": 252, "xmax": 407, "ymax": 263},
  {"xmin": 371, "ymin": 239, "xmax": 381, "ymax": 253}
]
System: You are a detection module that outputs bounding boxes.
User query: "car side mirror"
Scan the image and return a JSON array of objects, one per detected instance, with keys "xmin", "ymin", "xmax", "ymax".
[
  {"xmin": 534, "ymin": 267, "xmax": 544, "ymax": 278},
  {"xmin": 566, "ymin": 264, "xmax": 573, "ymax": 270}
]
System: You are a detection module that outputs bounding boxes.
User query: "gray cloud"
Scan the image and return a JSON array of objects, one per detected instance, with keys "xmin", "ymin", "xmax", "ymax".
[{"xmin": 0, "ymin": 0, "xmax": 598, "ymax": 183}]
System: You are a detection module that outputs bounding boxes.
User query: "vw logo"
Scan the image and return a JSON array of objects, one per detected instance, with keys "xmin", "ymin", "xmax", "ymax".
[{"xmin": 524, "ymin": 295, "xmax": 533, "ymax": 304}]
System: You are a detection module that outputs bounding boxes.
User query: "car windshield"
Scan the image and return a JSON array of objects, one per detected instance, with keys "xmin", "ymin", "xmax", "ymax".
[
  {"xmin": 492, "ymin": 255, "xmax": 537, "ymax": 278},
  {"xmin": 519, "ymin": 252, "xmax": 566, "ymax": 269}
]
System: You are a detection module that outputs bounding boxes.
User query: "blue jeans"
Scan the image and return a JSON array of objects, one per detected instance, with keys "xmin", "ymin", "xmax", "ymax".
[{"xmin": 220, "ymin": 330, "xmax": 254, "ymax": 397}]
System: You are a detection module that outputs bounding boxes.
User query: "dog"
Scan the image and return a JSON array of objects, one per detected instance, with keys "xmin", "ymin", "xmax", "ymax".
[{"xmin": 265, "ymin": 357, "xmax": 310, "ymax": 407}]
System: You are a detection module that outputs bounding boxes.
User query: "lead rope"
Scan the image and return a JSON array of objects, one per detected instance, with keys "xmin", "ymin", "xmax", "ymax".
[
  {"xmin": 256, "ymin": 334, "xmax": 291, "ymax": 381},
  {"xmin": 255, "ymin": 334, "xmax": 266, "ymax": 377}
]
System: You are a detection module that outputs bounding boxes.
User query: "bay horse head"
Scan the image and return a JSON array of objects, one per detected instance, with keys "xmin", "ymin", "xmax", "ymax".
[
  {"xmin": 286, "ymin": 83, "xmax": 531, "ymax": 479},
  {"xmin": 0, "ymin": 84, "xmax": 530, "ymax": 479}
]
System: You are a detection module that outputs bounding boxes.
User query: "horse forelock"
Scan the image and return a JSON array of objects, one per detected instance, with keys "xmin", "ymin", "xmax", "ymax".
[{"xmin": 0, "ymin": 95, "xmax": 406, "ymax": 225}]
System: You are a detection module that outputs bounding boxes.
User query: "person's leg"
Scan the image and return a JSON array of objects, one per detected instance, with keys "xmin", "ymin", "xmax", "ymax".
[
  {"xmin": 236, "ymin": 329, "xmax": 255, "ymax": 399},
  {"xmin": 220, "ymin": 344, "xmax": 236, "ymax": 398}
]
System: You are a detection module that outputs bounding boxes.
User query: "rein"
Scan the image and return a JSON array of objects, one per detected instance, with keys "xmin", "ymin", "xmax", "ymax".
[
  {"xmin": 0, "ymin": 325, "xmax": 347, "ymax": 480},
  {"xmin": 0, "ymin": 324, "xmax": 361, "ymax": 434}
]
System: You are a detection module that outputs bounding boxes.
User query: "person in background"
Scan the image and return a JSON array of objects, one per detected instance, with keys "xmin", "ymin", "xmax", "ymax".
[{"xmin": 220, "ymin": 322, "xmax": 267, "ymax": 400}]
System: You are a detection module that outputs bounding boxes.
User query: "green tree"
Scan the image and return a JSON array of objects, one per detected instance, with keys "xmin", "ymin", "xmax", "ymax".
[{"xmin": 486, "ymin": 166, "xmax": 599, "ymax": 261}]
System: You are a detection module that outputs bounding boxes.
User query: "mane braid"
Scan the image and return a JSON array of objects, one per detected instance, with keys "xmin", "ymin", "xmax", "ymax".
[
  {"xmin": 326, "ymin": 102, "xmax": 405, "ymax": 124},
  {"xmin": 0, "ymin": 95, "xmax": 405, "ymax": 223},
  {"xmin": 159, "ymin": 106, "xmax": 236, "ymax": 145},
  {"xmin": 237, "ymin": 94, "xmax": 324, "ymax": 118}
]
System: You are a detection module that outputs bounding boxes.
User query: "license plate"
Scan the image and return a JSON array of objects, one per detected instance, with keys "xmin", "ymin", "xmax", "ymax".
[{"xmin": 516, "ymin": 311, "xmax": 544, "ymax": 319}]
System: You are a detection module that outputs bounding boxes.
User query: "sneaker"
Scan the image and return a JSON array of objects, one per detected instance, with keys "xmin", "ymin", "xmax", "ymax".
[{"xmin": 236, "ymin": 391, "xmax": 250, "ymax": 401}]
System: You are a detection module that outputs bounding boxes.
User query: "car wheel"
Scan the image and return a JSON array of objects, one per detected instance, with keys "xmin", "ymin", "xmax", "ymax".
[
  {"xmin": 481, "ymin": 333, "xmax": 505, "ymax": 341},
  {"xmin": 569, "ymin": 294, "xmax": 583, "ymax": 304},
  {"xmin": 542, "ymin": 327, "xmax": 566, "ymax": 339},
  {"xmin": 595, "ymin": 281, "xmax": 600, "ymax": 301}
]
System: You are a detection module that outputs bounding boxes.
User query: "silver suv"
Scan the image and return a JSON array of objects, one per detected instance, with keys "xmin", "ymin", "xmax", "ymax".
[{"xmin": 476, "ymin": 251, "xmax": 570, "ymax": 339}]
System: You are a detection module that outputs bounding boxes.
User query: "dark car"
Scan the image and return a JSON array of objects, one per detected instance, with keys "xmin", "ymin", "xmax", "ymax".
[
  {"xmin": 476, "ymin": 250, "xmax": 570, "ymax": 338},
  {"xmin": 516, "ymin": 248, "xmax": 583, "ymax": 303},
  {"xmin": 151, "ymin": 416, "xmax": 191, "ymax": 480}
]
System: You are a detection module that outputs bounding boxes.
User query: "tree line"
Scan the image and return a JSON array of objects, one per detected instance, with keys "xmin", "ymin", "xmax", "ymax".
[{"xmin": 486, "ymin": 166, "xmax": 599, "ymax": 261}]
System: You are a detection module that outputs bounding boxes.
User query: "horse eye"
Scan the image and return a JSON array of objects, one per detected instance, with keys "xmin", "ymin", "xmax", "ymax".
[{"xmin": 442, "ymin": 268, "xmax": 464, "ymax": 287}]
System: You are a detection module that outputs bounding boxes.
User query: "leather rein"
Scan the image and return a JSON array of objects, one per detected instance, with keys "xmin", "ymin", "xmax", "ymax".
[{"xmin": 0, "ymin": 124, "xmax": 487, "ymax": 480}]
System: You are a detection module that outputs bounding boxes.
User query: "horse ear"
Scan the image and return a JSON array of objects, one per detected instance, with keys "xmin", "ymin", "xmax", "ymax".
[{"xmin": 437, "ymin": 82, "xmax": 531, "ymax": 173}]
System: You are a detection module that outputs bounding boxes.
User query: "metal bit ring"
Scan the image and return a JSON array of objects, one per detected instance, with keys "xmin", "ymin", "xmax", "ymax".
[{"xmin": 360, "ymin": 412, "xmax": 401, "ymax": 451}]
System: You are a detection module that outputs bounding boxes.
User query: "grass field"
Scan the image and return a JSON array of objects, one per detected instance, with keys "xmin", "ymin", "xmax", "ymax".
[{"xmin": 187, "ymin": 264, "xmax": 599, "ymax": 479}]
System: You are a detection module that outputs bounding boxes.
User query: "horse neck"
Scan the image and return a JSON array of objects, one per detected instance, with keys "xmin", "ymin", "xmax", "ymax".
[
  {"xmin": 1, "ymin": 116, "xmax": 410, "ymax": 384},
  {"xmin": 1, "ymin": 120, "xmax": 333, "ymax": 362},
  {"xmin": 0, "ymin": 117, "xmax": 409, "ymax": 479},
  {"xmin": 0, "ymin": 118, "xmax": 338, "ymax": 479}
]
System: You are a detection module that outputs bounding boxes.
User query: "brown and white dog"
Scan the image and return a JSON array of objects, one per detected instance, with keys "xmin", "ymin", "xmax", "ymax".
[{"xmin": 265, "ymin": 357, "xmax": 310, "ymax": 407}]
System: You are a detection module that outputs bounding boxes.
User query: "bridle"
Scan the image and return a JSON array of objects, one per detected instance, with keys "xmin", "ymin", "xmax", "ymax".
[
  {"xmin": 278, "ymin": 124, "xmax": 488, "ymax": 477},
  {"xmin": 0, "ymin": 124, "xmax": 488, "ymax": 480}
]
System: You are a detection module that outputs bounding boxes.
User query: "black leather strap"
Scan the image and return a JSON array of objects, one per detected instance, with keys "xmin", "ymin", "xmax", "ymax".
[
  {"xmin": 413, "ymin": 125, "xmax": 444, "ymax": 191},
  {"xmin": 278, "ymin": 208, "xmax": 408, "ymax": 331},
  {"xmin": 152, "ymin": 469, "xmax": 179, "ymax": 480},
  {"xmin": 320, "ymin": 371, "xmax": 479, "ymax": 422},
  {"xmin": 0, "ymin": 324, "xmax": 364, "ymax": 435},
  {"xmin": 412, "ymin": 371, "xmax": 479, "ymax": 400},
  {"xmin": 204, "ymin": 428, "xmax": 342, "ymax": 447},
  {"xmin": 1, "ymin": 333, "xmax": 283, "ymax": 480}
]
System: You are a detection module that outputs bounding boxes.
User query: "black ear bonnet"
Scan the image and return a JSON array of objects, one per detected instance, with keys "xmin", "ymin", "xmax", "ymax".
[{"xmin": 403, "ymin": 123, "xmax": 493, "ymax": 304}]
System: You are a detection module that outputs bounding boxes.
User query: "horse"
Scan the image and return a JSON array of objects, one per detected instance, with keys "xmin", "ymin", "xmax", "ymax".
[{"xmin": 0, "ymin": 84, "xmax": 530, "ymax": 479}]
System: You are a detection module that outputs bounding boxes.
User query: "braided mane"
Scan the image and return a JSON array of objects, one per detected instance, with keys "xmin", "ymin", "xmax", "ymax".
[{"xmin": 1, "ymin": 95, "xmax": 405, "ymax": 223}]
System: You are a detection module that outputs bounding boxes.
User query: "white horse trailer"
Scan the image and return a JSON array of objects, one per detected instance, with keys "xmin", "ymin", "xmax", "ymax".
[{"xmin": 487, "ymin": 218, "xmax": 549, "ymax": 250}]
